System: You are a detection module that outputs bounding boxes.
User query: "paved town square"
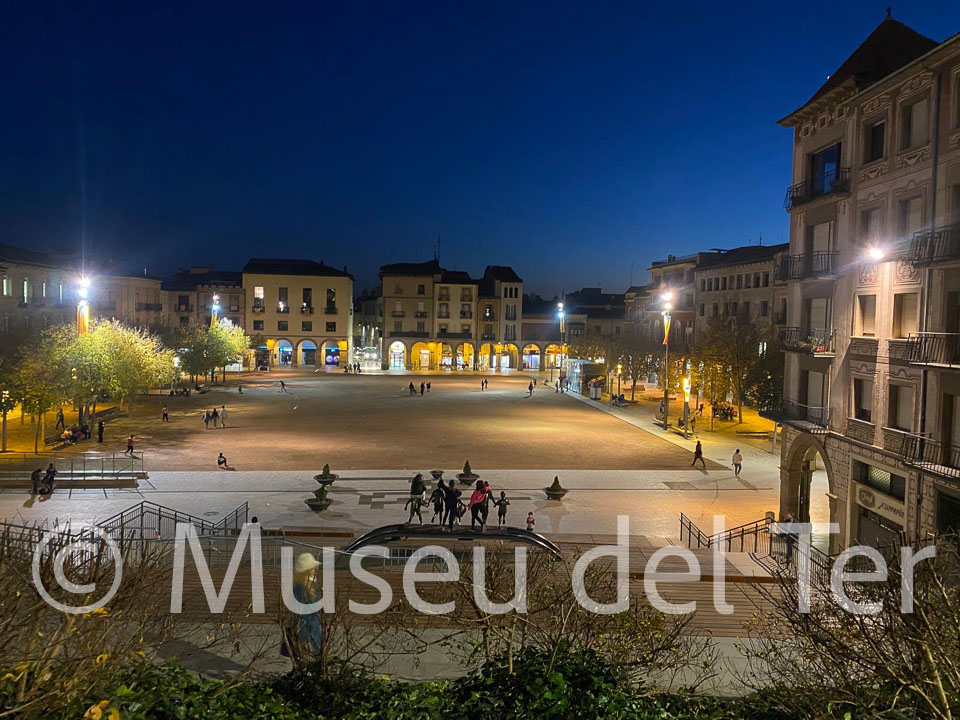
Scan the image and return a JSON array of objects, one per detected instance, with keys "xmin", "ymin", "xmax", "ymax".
[{"xmin": 0, "ymin": 370, "xmax": 779, "ymax": 539}]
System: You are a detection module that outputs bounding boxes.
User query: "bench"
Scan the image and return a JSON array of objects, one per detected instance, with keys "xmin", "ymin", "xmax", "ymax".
[{"xmin": 0, "ymin": 473, "xmax": 140, "ymax": 490}]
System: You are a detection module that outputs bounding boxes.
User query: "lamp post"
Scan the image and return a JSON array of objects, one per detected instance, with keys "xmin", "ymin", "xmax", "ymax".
[
  {"xmin": 172, "ymin": 355, "xmax": 180, "ymax": 392},
  {"xmin": 76, "ymin": 277, "xmax": 91, "ymax": 336},
  {"xmin": 682, "ymin": 375, "xmax": 691, "ymax": 439},
  {"xmin": 211, "ymin": 294, "xmax": 221, "ymax": 327},
  {"xmin": 616, "ymin": 362, "xmax": 622, "ymax": 398},
  {"xmin": 557, "ymin": 302, "xmax": 565, "ymax": 389},
  {"xmin": 660, "ymin": 292, "xmax": 673, "ymax": 430}
]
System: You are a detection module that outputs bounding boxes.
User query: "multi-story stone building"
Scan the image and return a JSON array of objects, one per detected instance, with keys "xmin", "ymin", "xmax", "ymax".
[
  {"xmin": 163, "ymin": 267, "xmax": 244, "ymax": 330},
  {"xmin": 643, "ymin": 253, "xmax": 701, "ymax": 347},
  {"xmin": 379, "ymin": 261, "xmax": 524, "ymax": 370},
  {"xmin": 693, "ymin": 243, "xmax": 789, "ymax": 340},
  {"xmin": 94, "ymin": 272, "xmax": 166, "ymax": 329},
  {"xmin": 242, "ymin": 258, "xmax": 353, "ymax": 368},
  {"xmin": 768, "ymin": 15, "xmax": 960, "ymax": 550},
  {"xmin": 0, "ymin": 243, "xmax": 77, "ymax": 333}
]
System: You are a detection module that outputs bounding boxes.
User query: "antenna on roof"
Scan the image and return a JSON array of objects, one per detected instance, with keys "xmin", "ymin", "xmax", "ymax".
[
  {"xmin": 886, "ymin": 7, "xmax": 892, "ymax": 19},
  {"xmin": 435, "ymin": 235, "xmax": 441, "ymax": 264},
  {"xmin": 759, "ymin": 234, "xmax": 763, "ymax": 246}
]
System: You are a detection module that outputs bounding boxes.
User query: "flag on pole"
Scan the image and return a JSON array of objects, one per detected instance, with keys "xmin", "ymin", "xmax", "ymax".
[{"xmin": 662, "ymin": 315, "xmax": 671, "ymax": 345}]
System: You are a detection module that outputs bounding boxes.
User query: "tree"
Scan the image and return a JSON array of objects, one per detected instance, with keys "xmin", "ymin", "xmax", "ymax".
[
  {"xmin": 91, "ymin": 321, "xmax": 174, "ymax": 415},
  {"xmin": 693, "ymin": 317, "xmax": 763, "ymax": 423},
  {"xmin": 746, "ymin": 334, "xmax": 784, "ymax": 413},
  {"xmin": 178, "ymin": 320, "xmax": 249, "ymax": 382},
  {"xmin": 618, "ymin": 329, "xmax": 657, "ymax": 400},
  {"xmin": 0, "ymin": 326, "xmax": 33, "ymax": 452},
  {"xmin": 18, "ymin": 325, "xmax": 76, "ymax": 452}
]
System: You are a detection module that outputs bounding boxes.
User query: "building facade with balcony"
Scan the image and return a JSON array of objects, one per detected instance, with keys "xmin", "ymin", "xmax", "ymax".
[
  {"xmin": 379, "ymin": 261, "xmax": 525, "ymax": 370},
  {"xmin": 0, "ymin": 243, "xmax": 78, "ymax": 334},
  {"xmin": 242, "ymin": 258, "xmax": 353, "ymax": 368},
  {"xmin": 162, "ymin": 267, "xmax": 244, "ymax": 330},
  {"xmin": 769, "ymin": 15, "xmax": 960, "ymax": 550},
  {"xmin": 692, "ymin": 243, "xmax": 789, "ymax": 340}
]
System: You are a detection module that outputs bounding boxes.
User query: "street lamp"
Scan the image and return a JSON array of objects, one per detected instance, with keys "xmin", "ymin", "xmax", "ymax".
[
  {"xmin": 211, "ymin": 294, "xmax": 221, "ymax": 326},
  {"xmin": 76, "ymin": 277, "xmax": 91, "ymax": 336},
  {"xmin": 866, "ymin": 246, "xmax": 885, "ymax": 261},
  {"xmin": 557, "ymin": 302, "xmax": 566, "ymax": 389},
  {"xmin": 682, "ymin": 375, "xmax": 692, "ymax": 439},
  {"xmin": 616, "ymin": 362, "xmax": 622, "ymax": 398},
  {"xmin": 660, "ymin": 291, "xmax": 673, "ymax": 430},
  {"xmin": 172, "ymin": 355, "xmax": 180, "ymax": 391}
]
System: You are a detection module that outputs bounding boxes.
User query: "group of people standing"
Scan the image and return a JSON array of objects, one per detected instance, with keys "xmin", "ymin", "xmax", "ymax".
[
  {"xmin": 405, "ymin": 475, "xmax": 513, "ymax": 531},
  {"xmin": 408, "ymin": 382, "xmax": 431, "ymax": 396}
]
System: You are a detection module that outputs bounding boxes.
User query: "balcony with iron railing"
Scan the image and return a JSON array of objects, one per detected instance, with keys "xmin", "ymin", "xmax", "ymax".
[
  {"xmin": 905, "ymin": 332, "xmax": 960, "ymax": 368},
  {"xmin": 773, "ymin": 310, "xmax": 787, "ymax": 324},
  {"xmin": 460, "ymin": 311, "xmax": 472, "ymax": 319},
  {"xmin": 391, "ymin": 310, "xmax": 405, "ymax": 317},
  {"xmin": 759, "ymin": 399, "xmax": 832, "ymax": 433},
  {"xmin": 324, "ymin": 306, "xmax": 337, "ymax": 315},
  {"xmin": 778, "ymin": 327, "xmax": 836, "ymax": 356},
  {"xmin": 251, "ymin": 304, "xmax": 264, "ymax": 314},
  {"xmin": 177, "ymin": 303, "xmax": 195, "ymax": 312},
  {"xmin": 300, "ymin": 305, "xmax": 314, "ymax": 315},
  {"xmin": 438, "ymin": 330, "xmax": 472, "ymax": 339},
  {"xmin": 277, "ymin": 304, "xmax": 290, "ymax": 314},
  {"xmin": 29, "ymin": 297, "xmax": 45, "ymax": 307},
  {"xmin": 784, "ymin": 168, "xmax": 850, "ymax": 209},
  {"xmin": 437, "ymin": 311, "xmax": 450, "ymax": 319},
  {"xmin": 136, "ymin": 302, "xmax": 163, "ymax": 311},
  {"xmin": 480, "ymin": 333, "xmax": 496, "ymax": 341},
  {"xmin": 776, "ymin": 251, "xmax": 839, "ymax": 281},
  {"xmin": 900, "ymin": 434, "xmax": 960, "ymax": 482},
  {"xmin": 414, "ymin": 311, "xmax": 428, "ymax": 318},
  {"xmin": 905, "ymin": 221, "xmax": 960, "ymax": 267}
]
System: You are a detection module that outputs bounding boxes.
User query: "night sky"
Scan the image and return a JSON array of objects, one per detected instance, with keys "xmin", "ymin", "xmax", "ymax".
[{"xmin": 2, "ymin": 1, "xmax": 959, "ymax": 295}]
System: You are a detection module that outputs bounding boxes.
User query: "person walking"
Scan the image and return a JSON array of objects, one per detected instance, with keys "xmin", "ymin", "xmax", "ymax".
[
  {"xmin": 468, "ymin": 480, "xmax": 487, "ymax": 531},
  {"xmin": 40, "ymin": 463, "xmax": 57, "ymax": 495},
  {"xmin": 429, "ymin": 480, "xmax": 446, "ymax": 523},
  {"xmin": 405, "ymin": 473, "xmax": 426, "ymax": 524},
  {"xmin": 689, "ymin": 416, "xmax": 696, "ymax": 435},
  {"xmin": 55, "ymin": 407, "xmax": 65, "ymax": 431},
  {"xmin": 419, "ymin": 382, "xmax": 425, "ymax": 396},
  {"xmin": 97, "ymin": 420, "xmax": 104, "ymax": 443},
  {"xmin": 218, "ymin": 452, "xmax": 228, "ymax": 468},
  {"xmin": 443, "ymin": 480, "xmax": 462, "ymax": 530},
  {"xmin": 219, "ymin": 405, "xmax": 228, "ymax": 427},
  {"xmin": 409, "ymin": 382, "xmax": 416, "ymax": 396},
  {"xmin": 125, "ymin": 435, "xmax": 135, "ymax": 456},
  {"xmin": 555, "ymin": 380, "xmax": 559, "ymax": 393},
  {"xmin": 426, "ymin": 382, "xmax": 431, "ymax": 393},
  {"xmin": 525, "ymin": 511, "xmax": 536, "ymax": 532},
  {"xmin": 211, "ymin": 407, "xmax": 219, "ymax": 429},
  {"xmin": 698, "ymin": 403, "xmax": 705, "ymax": 417},
  {"xmin": 782, "ymin": 512, "xmax": 798, "ymax": 566},
  {"xmin": 691, "ymin": 440, "xmax": 706, "ymax": 468},
  {"xmin": 30, "ymin": 467, "xmax": 42, "ymax": 495},
  {"xmin": 202, "ymin": 410, "xmax": 210, "ymax": 429},
  {"xmin": 279, "ymin": 380, "xmax": 289, "ymax": 393},
  {"xmin": 527, "ymin": 381, "xmax": 533, "ymax": 396},
  {"xmin": 732, "ymin": 448, "xmax": 743, "ymax": 477},
  {"xmin": 495, "ymin": 491, "xmax": 510, "ymax": 526},
  {"xmin": 238, "ymin": 384, "xmax": 243, "ymax": 394},
  {"xmin": 480, "ymin": 481, "xmax": 494, "ymax": 527},
  {"xmin": 533, "ymin": 378, "xmax": 537, "ymax": 389},
  {"xmin": 162, "ymin": 405, "xmax": 169, "ymax": 422}
]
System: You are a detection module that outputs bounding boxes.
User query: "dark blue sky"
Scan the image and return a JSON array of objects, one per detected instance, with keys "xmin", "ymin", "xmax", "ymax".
[{"xmin": 2, "ymin": 2, "xmax": 959, "ymax": 295}]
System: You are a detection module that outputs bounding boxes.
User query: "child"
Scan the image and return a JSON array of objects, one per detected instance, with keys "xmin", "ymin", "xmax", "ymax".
[
  {"xmin": 429, "ymin": 481, "xmax": 446, "ymax": 523},
  {"xmin": 496, "ymin": 491, "xmax": 510, "ymax": 526},
  {"xmin": 525, "ymin": 511, "xmax": 536, "ymax": 532}
]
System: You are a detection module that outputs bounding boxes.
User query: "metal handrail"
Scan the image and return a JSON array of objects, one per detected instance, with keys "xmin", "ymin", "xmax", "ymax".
[
  {"xmin": 906, "ymin": 221, "xmax": 960, "ymax": 267},
  {"xmin": 905, "ymin": 332, "xmax": 960, "ymax": 367},
  {"xmin": 900, "ymin": 434, "xmax": 960, "ymax": 480},
  {"xmin": 784, "ymin": 168, "xmax": 850, "ymax": 209}
]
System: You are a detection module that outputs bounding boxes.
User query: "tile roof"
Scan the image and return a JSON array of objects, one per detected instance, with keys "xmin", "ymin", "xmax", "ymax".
[
  {"xmin": 242, "ymin": 258, "xmax": 353, "ymax": 279},
  {"xmin": 783, "ymin": 16, "xmax": 938, "ymax": 120},
  {"xmin": 694, "ymin": 243, "xmax": 789, "ymax": 271},
  {"xmin": 163, "ymin": 268, "xmax": 243, "ymax": 291},
  {"xmin": 0, "ymin": 242, "xmax": 78, "ymax": 270},
  {"xmin": 379, "ymin": 260, "xmax": 442, "ymax": 276},
  {"xmin": 483, "ymin": 265, "xmax": 523, "ymax": 283}
]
